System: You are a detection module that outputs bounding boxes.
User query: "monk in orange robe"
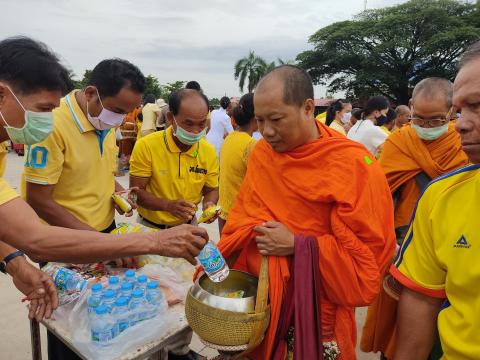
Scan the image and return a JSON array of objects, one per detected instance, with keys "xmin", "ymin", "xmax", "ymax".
[
  {"xmin": 216, "ymin": 65, "xmax": 396, "ymax": 359},
  {"xmin": 360, "ymin": 78, "xmax": 469, "ymax": 359}
]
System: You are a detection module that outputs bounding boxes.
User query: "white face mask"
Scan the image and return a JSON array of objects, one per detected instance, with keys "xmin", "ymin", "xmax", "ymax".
[
  {"xmin": 341, "ymin": 112, "xmax": 352, "ymax": 124},
  {"xmin": 412, "ymin": 123, "xmax": 449, "ymax": 141},
  {"xmin": 86, "ymin": 89, "xmax": 125, "ymax": 130}
]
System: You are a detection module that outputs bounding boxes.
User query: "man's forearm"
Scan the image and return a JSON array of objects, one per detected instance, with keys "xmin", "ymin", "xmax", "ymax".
[
  {"xmin": 395, "ymin": 287, "xmax": 443, "ymax": 360},
  {"xmin": 135, "ymin": 188, "xmax": 168, "ymax": 211},
  {"xmin": 28, "ymin": 198, "xmax": 95, "ymax": 231}
]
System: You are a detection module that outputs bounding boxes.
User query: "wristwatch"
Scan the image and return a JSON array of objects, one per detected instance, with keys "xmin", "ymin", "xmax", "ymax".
[{"xmin": 0, "ymin": 250, "xmax": 25, "ymax": 274}]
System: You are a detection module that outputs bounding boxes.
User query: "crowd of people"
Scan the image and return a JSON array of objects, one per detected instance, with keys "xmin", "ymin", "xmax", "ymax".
[{"xmin": 0, "ymin": 34, "xmax": 480, "ymax": 360}]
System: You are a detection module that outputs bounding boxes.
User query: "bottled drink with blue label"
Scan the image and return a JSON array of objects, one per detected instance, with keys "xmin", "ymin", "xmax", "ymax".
[
  {"xmin": 145, "ymin": 281, "xmax": 166, "ymax": 318},
  {"xmin": 123, "ymin": 269, "xmax": 136, "ymax": 283},
  {"xmin": 128, "ymin": 289, "xmax": 148, "ymax": 326},
  {"xmin": 107, "ymin": 276, "xmax": 121, "ymax": 294},
  {"xmin": 43, "ymin": 263, "xmax": 87, "ymax": 292},
  {"xmin": 197, "ymin": 241, "xmax": 229, "ymax": 282},
  {"xmin": 91, "ymin": 305, "xmax": 115, "ymax": 346},
  {"xmin": 119, "ymin": 282, "xmax": 134, "ymax": 300},
  {"xmin": 135, "ymin": 274, "xmax": 148, "ymax": 295},
  {"xmin": 87, "ymin": 283, "xmax": 103, "ymax": 314},
  {"xmin": 111, "ymin": 297, "xmax": 130, "ymax": 336},
  {"xmin": 101, "ymin": 289, "xmax": 116, "ymax": 313}
]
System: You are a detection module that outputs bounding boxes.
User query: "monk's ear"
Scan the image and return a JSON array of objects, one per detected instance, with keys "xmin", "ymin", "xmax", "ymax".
[{"xmin": 303, "ymin": 98, "xmax": 315, "ymax": 118}]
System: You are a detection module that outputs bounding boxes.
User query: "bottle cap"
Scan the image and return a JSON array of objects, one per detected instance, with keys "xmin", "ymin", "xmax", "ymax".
[
  {"xmin": 115, "ymin": 297, "xmax": 129, "ymax": 306},
  {"xmin": 125, "ymin": 269, "xmax": 136, "ymax": 278},
  {"xmin": 121, "ymin": 282, "xmax": 134, "ymax": 290},
  {"xmin": 109, "ymin": 276, "xmax": 119, "ymax": 284},
  {"xmin": 103, "ymin": 289, "xmax": 116, "ymax": 299},
  {"xmin": 95, "ymin": 305, "xmax": 108, "ymax": 315},
  {"xmin": 147, "ymin": 281, "xmax": 158, "ymax": 289},
  {"xmin": 137, "ymin": 275, "xmax": 148, "ymax": 283},
  {"xmin": 91, "ymin": 283, "xmax": 103, "ymax": 292},
  {"xmin": 132, "ymin": 289, "xmax": 143, "ymax": 298}
]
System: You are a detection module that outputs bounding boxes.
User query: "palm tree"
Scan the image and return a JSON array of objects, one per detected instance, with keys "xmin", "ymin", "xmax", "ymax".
[{"xmin": 234, "ymin": 51, "xmax": 268, "ymax": 93}]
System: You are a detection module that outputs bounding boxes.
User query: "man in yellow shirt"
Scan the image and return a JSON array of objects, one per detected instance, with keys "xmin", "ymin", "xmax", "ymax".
[
  {"xmin": 393, "ymin": 40, "xmax": 480, "ymax": 359},
  {"xmin": 138, "ymin": 94, "xmax": 160, "ymax": 138},
  {"xmin": 0, "ymin": 37, "xmax": 209, "ymax": 325},
  {"xmin": 130, "ymin": 89, "xmax": 219, "ymax": 228},
  {"xmin": 130, "ymin": 89, "xmax": 218, "ymax": 360}
]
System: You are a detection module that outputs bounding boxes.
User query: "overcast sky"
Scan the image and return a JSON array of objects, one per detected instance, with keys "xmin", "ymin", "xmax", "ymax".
[{"xmin": 1, "ymin": 0, "xmax": 407, "ymax": 99}]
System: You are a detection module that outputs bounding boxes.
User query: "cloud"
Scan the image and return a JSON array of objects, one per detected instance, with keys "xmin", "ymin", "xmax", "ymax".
[{"xmin": 0, "ymin": 0, "xmax": 408, "ymax": 98}]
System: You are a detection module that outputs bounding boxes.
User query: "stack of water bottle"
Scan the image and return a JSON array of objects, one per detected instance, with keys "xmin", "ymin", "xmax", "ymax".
[{"xmin": 87, "ymin": 270, "xmax": 166, "ymax": 346}]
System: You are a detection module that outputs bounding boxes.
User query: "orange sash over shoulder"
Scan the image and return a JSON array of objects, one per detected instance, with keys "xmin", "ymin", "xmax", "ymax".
[
  {"xmin": 218, "ymin": 122, "xmax": 396, "ymax": 359},
  {"xmin": 379, "ymin": 123, "xmax": 468, "ymax": 227}
]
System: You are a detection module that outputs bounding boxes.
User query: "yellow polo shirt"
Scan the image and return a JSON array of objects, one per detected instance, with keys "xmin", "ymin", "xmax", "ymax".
[
  {"xmin": 23, "ymin": 90, "xmax": 117, "ymax": 231},
  {"xmin": 130, "ymin": 127, "xmax": 219, "ymax": 226},
  {"xmin": 0, "ymin": 178, "xmax": 18, "ymax": 206},
  {"xmin": 391, "ymin": 164, "xmax": 480, "ymax": 359},
  {"xmin": 138, "ymin": 103, "xmax": 160, "ymax": 139},
  {"xmin": 0, "ymin": 142, "xmax": 7, "ymax": 177}
]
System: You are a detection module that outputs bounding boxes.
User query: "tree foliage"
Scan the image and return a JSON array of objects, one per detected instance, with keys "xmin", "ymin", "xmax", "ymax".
[
  {"xmin": 297, "ymin": 0, "xmax": 480, "ymax": 104},
  {"xmin": 234, "ymin": 50, "xmax": 268, "ymax": 93}
]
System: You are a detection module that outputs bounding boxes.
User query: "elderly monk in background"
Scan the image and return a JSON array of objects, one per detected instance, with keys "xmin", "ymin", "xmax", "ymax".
[
  {"xmin": 216, "ymin": 65, "xmax": 396, "ymax": 359},
  {"xmin": 360, "ymin": 77, "xmax": 468, "ymax": 359}
]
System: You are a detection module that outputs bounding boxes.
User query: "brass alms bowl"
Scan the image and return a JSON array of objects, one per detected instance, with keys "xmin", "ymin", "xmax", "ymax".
[{"xmin": 190, "ymin": 270, "xmax": 257, "ymax": 313}]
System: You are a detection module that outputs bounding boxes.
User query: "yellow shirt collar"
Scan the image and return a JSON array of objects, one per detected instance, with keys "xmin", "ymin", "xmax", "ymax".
[
  {"xmin": 64, "ymin": 90, "xmax": 96, "ymax": 133},
  {"xmin": 165, "ymin": 126, "xmax": 199, "ymax": 157}
]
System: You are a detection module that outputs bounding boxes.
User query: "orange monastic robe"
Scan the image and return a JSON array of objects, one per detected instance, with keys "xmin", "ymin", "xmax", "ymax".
[
  {"xmin": 360, "ymin": 123, "xmax": 468, "ymax": 358},
  {"xmin": 218, "ymin": 122, "xmax": 396, "ymax": 359}
]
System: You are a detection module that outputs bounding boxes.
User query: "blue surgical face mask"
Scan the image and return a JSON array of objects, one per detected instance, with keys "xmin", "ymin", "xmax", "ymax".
[
  {"xmin": 412, "ymin": 123, "xmax": 449, "ymax": 141},
  {"xmin": 173, "ymin": 116, "xmax": 206, "ymax": 145},
  {"xmin": 0, "ymin": 86, "xmax": 53, "ymax": 145}
]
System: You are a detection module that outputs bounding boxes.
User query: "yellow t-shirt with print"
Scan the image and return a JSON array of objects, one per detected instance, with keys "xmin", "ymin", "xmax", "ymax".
[
  {"xmin": 23, "ymin": 90, "xmax": 117, "ymax": 231},
  {"xmin": 130, "ymin": 127, "xmax": 219, "ymax": 226},
  {"xmin": 391, "ymin": 164, "xmax": 480, "ymax": 360},
  {"xmin": 218, "ymin": 131, "xmax": 256, "ymax": 220}
]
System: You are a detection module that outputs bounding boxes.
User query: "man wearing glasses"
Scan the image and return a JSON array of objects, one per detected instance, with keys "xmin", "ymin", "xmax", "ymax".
[{"xmin": 360, "ymin": 77, "xmax": 468, "ymax": 359}]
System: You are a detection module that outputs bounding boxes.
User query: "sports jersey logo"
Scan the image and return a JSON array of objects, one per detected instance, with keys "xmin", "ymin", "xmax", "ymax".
[{"xmin": 454, "ymin": 235, "xmax": 471, "ymax": 249}]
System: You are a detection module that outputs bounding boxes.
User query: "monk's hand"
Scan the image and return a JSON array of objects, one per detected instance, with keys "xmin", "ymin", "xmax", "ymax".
[{"xmin": 254, "ymin": 221, "xmax": 294, "ymax": 256}]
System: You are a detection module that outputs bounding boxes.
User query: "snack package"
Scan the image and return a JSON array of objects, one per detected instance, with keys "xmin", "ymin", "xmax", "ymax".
[{"xmin": 198, "ymin": 205, "xmax": 221, "ymax": 224}]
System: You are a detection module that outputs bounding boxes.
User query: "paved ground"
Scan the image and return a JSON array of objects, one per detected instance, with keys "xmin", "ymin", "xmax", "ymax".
[{"xmin": 0, "ymin": 151, "xmax": 379, "ymax": 359}]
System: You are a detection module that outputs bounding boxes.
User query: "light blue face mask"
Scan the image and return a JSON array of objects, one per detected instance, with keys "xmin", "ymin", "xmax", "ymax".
[
  {"xmin": 0, "ymin": 86, "xmax": 53, "ymax": 145},
  {"xmin": 173, "ymin": 116, "xmax": 206, "ymax": 145},
  {"xmin": 412, "ymin": 123, "xmax": 449, "ymax": 141}
]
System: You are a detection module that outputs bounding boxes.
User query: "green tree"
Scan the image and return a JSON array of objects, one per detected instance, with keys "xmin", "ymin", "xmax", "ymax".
[
  {"xmin": 209, "ymin": 97, "xmax": 221, "ymax": 108},
  {"xmin": 297, "ymin": 0, "xmax": 480, "ymax": 104},
  {"xmin": 159, "ymin": 80, "xmax": 186, "ymax": 101},
  {"xmin": 234, "ymin": 51, "xmax": 268, "ymax": 93},
  {"xmin": 70, "ymin": 70, "xmax": 92, "ymax": 89},
  {"xmin": 144, "ymin": 75, "xmax": 163, "ymax": 99}
]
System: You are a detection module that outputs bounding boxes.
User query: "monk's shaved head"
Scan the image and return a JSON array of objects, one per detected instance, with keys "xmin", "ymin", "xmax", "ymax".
[
  {"xmin": 256, "ymin": 65, "xmax": 314, "ymax": 107},
  {"xmin": 412, "ymin": 77, "xmax": 453, "ymax": 109},
  {"xmin": 395, "ymin": 105, "xmax": 410, "ymax": 115}
]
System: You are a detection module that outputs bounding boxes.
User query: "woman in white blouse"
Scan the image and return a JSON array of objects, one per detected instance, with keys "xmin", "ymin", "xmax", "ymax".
[{"xmin": 347, "ymin": 96, "xmax": 390, "ymax": 157}]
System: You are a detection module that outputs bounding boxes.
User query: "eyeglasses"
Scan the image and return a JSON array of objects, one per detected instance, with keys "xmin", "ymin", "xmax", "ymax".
[{"xmin": 408, "ymin": 117, "xmax": 449, "ymax": 128}]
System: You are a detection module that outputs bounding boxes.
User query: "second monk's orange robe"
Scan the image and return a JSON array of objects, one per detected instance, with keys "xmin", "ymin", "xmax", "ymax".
[
  {"xmin": 218, "ymin": 122, "xmax": 396, "ymax": 359},
  {"xmin": 360, "ymin": 122, "xmax": 468, "ymax": 358}
]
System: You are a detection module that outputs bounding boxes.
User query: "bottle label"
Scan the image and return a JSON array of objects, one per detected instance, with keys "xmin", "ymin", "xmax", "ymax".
[
  {"xmin": 91, "ymin": 328, "xmax": 114, "ymax": 343},
  {"xmin": 118, "ymin": 320, "xmax": 129, "ymax": 333},
  {"xmin": 53, "ymin": 268, "xmax": 73, "ymax": 291},
  {"xmin": 198, "ymin": 243, "xmax": 225, "ymax": 274}
]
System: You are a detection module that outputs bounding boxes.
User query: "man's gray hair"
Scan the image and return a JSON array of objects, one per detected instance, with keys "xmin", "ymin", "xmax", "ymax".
[
  {"xmin": 412, "ymin": 77, "xmax": 453, "ymax": 108},
  {"xmin": 459, "ymin": 39, "xmax": 480, "ymax": 69}
]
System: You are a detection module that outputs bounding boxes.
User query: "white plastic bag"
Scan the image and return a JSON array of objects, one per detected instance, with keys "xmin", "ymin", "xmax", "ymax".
[{"xmin": 59, "ymin": 290, "xmax": 180, "ymax": 360}]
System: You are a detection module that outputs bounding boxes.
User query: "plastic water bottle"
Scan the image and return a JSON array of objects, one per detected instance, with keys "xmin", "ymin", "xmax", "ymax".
[
  {"xmin": 119, "ymin": 282, "xmax": 134, "ymax": 300},
  {"xmin": 87, "ymin": 283, "xmax": 103, "ymax": 314},
  {"xmin": 123, "ymin": 269, "xmax": 136, "ymax": 283},
  {"xmin": 91, "ymin": 305, "xmax": 115, "ymax": 346},
  {"xmin": 197, "ymin": 241, "xmax": 230, "ymax": 282},
  {"xmin": 135, "ymin": 274, "xmax": 148, "ymax": 294},
  {"xmin": 128, "ymin": 289, "xmax": 149, "ymax": 325},
  {"xmin": 107, "ymin": 276, "xmax": 121, "ymax": 294},
  {"xmin": 145, "ymin": 281, "xmax": 166, "ymax": 318},
  {"xmin": 101, "ymin": 289, "xmax": 116, "ymax": 312},
  {"xmin": 43, "ymin": 264, "xmax": 87, "ymax": 292},
  {"xmin": 111, "ymin": 297, "xmax": 130, "ymax": 336}
]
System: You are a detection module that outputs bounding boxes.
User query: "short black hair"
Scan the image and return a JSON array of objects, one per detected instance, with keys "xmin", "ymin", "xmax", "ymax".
[
  {"xmin": 87, "ymin": 59, "xmax": 146, "ymax": 98},
  {"xmin": 258, "ymin": 65, "xmax": 314, "ymax": 107},
  {"xmin": 169, "ymin": 89, "xmax": 209, "ymax": 116},
  {"xmin": 185, "ymin": 81, "xmax": 202, "ymax": 91},
  {"xmin": 326, "ymin": 99, "xmax": 350, "ymax": 126},
  {"xmin": 233, "ymin": 93, "xmax": 255, "ymax": 126},
  {"xmin": 220, "ymin": 96, "xmax": 230, "ymax": 110},
  {"xmin": 143, "ymin": 93, "xmax": 156, "ymax": 105},
  {"xmin": 0, "ymin": 36, "xmax": 73, "ymax": 95},
  {"xmin": 363, "ymin": 96, "xmax": 390, "ymax": 117},
  {"xmin": 459, "ymin": 40, "xmax": 480, "ymax": 69},
  {"xmin": 377, "ymin": 108, "xmax": 396, "ymax": 126}
]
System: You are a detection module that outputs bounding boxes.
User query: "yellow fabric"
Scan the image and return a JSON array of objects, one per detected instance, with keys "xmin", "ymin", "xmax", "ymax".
[
  {"xmin": 130, "ymin": 127, "xmax": 219, "ymax": 226},
  {"xmin": 138, "ymin": 103, "xmax": 160, "ymax": 137},
  {"xmin": 392, "ymin": 165, "xmax": 480, "ymax": 360},
  {"xmin": 316, "ymin": 112, "xmax": 327, "ymax": 124},
  {"xmin": 0, "ymin": 141, "xmax": 8, "ymax": 177},
  {"xmin": 218, "ymin": 131, "xmax": 256, "ymax": 220},
  {"xmin": 328, "ymin": 120, "xmax": 346, "ymax": 135},
  {"xmin": 0, "ymin": 177, "xmax": 18, "ymax": 206},
  {"xmin": 380, "ymin": 126, "xmax": 391, "ymax": 135},
  {"xmin": 23, "ymin": 90, "xmax": 117, "ymax": 231}
]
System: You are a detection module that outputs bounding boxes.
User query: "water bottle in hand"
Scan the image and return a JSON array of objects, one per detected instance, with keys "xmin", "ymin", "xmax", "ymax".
[
  {"xmin": 197, "ymin": 241, "xmax": 229, "ymax": 282},
  {"xmin": 43, "ymin": 264, "xmax": 87, "ymax": 292},
  {"xmin": 91, "ymin": 305, "xmax": 115, "ymax": 346}
]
